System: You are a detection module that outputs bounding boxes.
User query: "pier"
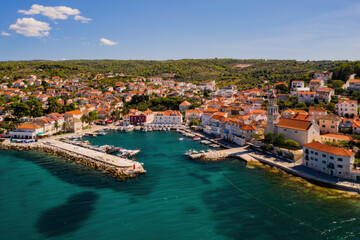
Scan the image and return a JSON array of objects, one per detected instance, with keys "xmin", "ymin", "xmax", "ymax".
[
  {"xmin": 47, "ymin": 139, "xmax": 145, "ymax": 174},
  {"xmin": 1, "ymin": 138, "xmax": 146, "ymax": 178},
  {"xmin": 190, "ymin": 146, "xmax": 259, "ymax": 162}
]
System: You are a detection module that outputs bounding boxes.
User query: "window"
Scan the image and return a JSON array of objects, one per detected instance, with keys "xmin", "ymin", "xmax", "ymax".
[
  {"xmin": 295, "ymin": 131, "xmax": 297, "ymax": 133},
  {"xmin": 330, "ymin": 156, "xmax": 334, "ymax": 160},
  {"xmin": 338, "ymin": 165, "xmax": 343, "ymax": 168},
  {"xmin": 338, "ymin": 158, "xmax": 343, "ymax": 162},
  {"xmin": 310, "ymin": 157, "xmax": 314, "ymax": 160},
  {"xmin": 322, "ymin": 154, "xmax": 326, "ymax": 158},
  {"xmin": 322, "ymin": 161, "xmax": 326, "ymax": 164},
  {"xmin": 315, "ymin": 152, "xmax": 318, "ymax": 156},
  {"xmin": 339, "ymin": 172, "xmax": 342, "ymax": 174},
  {"xmin": 315, "ymin": 158, "xmax": 318, "ymax": 162},
  {"xmin": 310, "ymin": 151, "xmax": 314, "ymax": 154}
]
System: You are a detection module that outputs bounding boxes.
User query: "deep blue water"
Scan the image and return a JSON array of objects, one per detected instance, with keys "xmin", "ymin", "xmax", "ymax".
[{"xmin": 1, "ymin": 131, "xmax": 360, "ymax": 240}]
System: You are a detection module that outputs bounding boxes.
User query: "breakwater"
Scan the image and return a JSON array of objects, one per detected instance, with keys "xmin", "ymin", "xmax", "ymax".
[{"xmin": 0, "ymin": 139, "xmax": 145, "ymax": 179}]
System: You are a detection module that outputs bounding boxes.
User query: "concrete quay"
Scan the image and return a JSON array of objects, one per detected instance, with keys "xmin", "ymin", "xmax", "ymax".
[
  {"xmin": 190, "ymin": 146, "xmax": 259, "ymax": 162},
  {"xmin": 1, "ymin": 138, "xmax": 146, "ymax": 178}
]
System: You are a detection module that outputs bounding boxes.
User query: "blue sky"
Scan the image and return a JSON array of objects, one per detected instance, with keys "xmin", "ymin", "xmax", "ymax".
[{"xmin": 1, "ymin": 0, "xmax": 360, "ymax": 61}]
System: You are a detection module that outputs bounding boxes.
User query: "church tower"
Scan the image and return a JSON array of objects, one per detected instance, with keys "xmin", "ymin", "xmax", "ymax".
[{"xmin": 265, "ymin": 90, "xmax": 280, "ymax": 135}]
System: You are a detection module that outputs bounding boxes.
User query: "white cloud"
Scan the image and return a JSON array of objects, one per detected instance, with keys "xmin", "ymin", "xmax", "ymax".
[
  {"xmin": 74, "ymin": 15, "xmax": 92, "ymax": 23},
  {"xmin": 18, "ymin": 4, "xmax": 80, "ymax": 20},
  {"xmin": 1, "ymin": 31, "xmax": 11, "ymax": 36},
  {"xmin": 9, "ymin": 18, "xmax": 51, "ymax": 37},
  {"xmin": 100, "ymin": 38, "xmax": 117, "ymax": 46}
]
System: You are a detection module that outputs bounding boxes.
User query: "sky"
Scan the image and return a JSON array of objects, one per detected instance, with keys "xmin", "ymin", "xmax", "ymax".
[{"xmin": 1, "ymin": 0, "xmax": 360, "ymax": 61}]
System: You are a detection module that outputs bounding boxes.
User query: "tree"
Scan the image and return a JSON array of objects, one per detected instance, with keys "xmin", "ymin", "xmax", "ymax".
[
  {"xmin": 54, "ymin": 122, "xmax": 59, "ymax": 133},
  {"xmin": 273, "ymin": 133, "xmax": 285, "ymax": 146},
  {"xmin": 295, "ymin": 102, "xmax": 307, "ymax": 109},
  {"xmin": 331, "ymin": 80, "xmax": 345, "ymax": 89},
  {"xmin": 26, "ymin": 96, "xmax": 44, "ymax": 117},
  {"xmin": 264, "ymin": 132, "xmax": 275, "ymax": 144},
  {"xmin": 46, "ymin": 97, "xmax": 61, "ymax": 114},
  {"xmin": 326, "ymin": 102, "xmax": 335, "ymax": 112},
  {"xmin": 137, "ymin": 102, "xmax": 148, "ymax": 111},
  {"xmin": 80, "ymin": 115, "xmax": 87, "ymax": 128},
  {"xmin": 88, "ymin": 111, "xmax": 98, "ymax": 124},
  {"xmin": 189, "ymin": 119, "xmax": 201, "ymax": 127},
  {"xmin": 4, "ymin": 102, "xmax": 30, "ymax": 119},
  {"xmin": 275, "ymin": 84, "xmax": 289, "ymax": 94},
  {"xmin": 62, "ymin": 121, "xmax": 68, "ymax": 132},
  {"xmin": 7, "ymin": 95, "xmax": 20, "ymax": 103}
]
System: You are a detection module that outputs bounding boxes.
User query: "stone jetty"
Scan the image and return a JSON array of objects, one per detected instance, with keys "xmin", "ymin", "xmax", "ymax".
[{"xmin": 0, "ymin": 139, "xmax": 146, "ymax": 179}]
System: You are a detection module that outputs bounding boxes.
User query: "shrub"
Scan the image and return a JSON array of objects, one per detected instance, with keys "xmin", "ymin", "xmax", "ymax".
[{"xmin": 284, "ymin": 139, "xmax": 300, "ymax": 148}]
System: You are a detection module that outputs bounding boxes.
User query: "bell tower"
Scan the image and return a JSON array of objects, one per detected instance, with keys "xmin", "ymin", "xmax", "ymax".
[{"xmin": 265, "ymin": 90, "xmax": 280, "ymax": 134}]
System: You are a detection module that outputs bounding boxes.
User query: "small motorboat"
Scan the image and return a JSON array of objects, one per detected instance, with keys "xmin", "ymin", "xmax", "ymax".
[
  {"xmin": 179, "ymin": 138, "xmax": 184, "ymax": 141},
  {"xmin": 193, "ymin": 136, "xmax": 201, "ymax": 141}
]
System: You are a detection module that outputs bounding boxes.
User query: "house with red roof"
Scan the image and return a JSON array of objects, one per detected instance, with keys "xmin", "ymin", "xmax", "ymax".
[
  {"xmin": 303, "ymin": 141, "xmax": 354, "ymax": 179},
  {"xmin": 335, "ymin": 100, "xmax": 358, "ymax": 118},
  {"xmin": 179, "ymin": 101, "xmax": 191, "ymax": 111}
]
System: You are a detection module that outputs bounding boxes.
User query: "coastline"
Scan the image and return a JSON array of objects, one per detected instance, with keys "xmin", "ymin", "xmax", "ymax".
[{"xmin": 185, "ymin": 128, "xmax": 360, "ymax": 195}]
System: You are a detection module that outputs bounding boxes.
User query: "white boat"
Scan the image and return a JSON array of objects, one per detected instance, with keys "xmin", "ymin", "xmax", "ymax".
[
  {"xmin": 117, "ymin": 149, "xmax": 140, "ymax": 158},
  {"xmin": 179, "ymin": 138, "xmax": 184, "ymax": 141}
]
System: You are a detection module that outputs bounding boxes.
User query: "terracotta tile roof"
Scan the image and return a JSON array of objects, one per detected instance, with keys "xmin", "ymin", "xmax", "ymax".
[
  {"xmin": 304, "ymin": 141, "xmax": 354, "ymax": 157},
  {"xmin": 186, "ymin": 109, "xmax": 202, "ymax": 114},
  {"xmin": 291, "ymin": 113, "xmax": 312, "ymax": 121},
  {"xmin": 282, "ymin": 109, "xmax": 308, "ymax": 115},
  {"xmin": 321, "ymin": 134, "xmax": 356, "ymax": 141},
  {"xmin": 309, "ymin": 106, "xmax": 326, "ymax": 113},
  {"xmin": 349, "ymin": 79, "xmax": 360, "ymax": 83},
  {"xmin": 17, "ymin": 122, "xmax": 42, "ymax": 130},
  {"xmin": 277, "ymin": 118, "xmax": 312, "ymax": 131},
  {"xmin": 318, "ymin": 113, "xmax": 341, "ymax": 121},
  {"xmin": 337, "ymin": 99, "xmax": 357, "ymax": 105},
  {"xmin": 180, "ymin": 101, "xmax": 191, "ymax": 106},
  {"xmin": 241, "ymin": 125, "xmax": 257, "ymax": 131},
  {"xmin": 65, "ymin": 110, "xmax": 82, "ymax": 115}
]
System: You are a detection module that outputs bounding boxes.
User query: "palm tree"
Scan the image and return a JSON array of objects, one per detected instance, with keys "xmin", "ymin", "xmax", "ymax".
[
  {"xmin": 62, "ymin": 121, "xmax": 68, "ymax": 132},
  {"xmin": 80, "ymin": 115, "xmax": 86, "ymax": 129},
  {"xmin": 54, "ymin": 122, "xmax": 59, "ymax": 133}
]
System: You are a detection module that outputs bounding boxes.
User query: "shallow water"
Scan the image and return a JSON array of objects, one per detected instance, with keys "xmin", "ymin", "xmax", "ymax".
[{"xmin": 1, "ymin": 130, "xmax": 360, "ymax": 239}]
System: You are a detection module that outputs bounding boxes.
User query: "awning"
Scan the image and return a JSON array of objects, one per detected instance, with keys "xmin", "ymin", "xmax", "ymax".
[{"xmin": 36, "ymin": 132, "xmax": 47, "ymax": 136}]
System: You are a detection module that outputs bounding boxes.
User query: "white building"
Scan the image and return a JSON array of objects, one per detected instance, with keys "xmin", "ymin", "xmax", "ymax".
[
  {"xmin": 291, "ymin": 80, "xmax": 305, "ymax": 90},
  {"xmin": 153, "ymin": 110, "xmax": 183, "ymax": 125},
  {"xmin": 303, "ymin": 141, "xmax": 354, "ymax": 180},
  {"xmin": 10, "ymin": 122, "xmax": 44, "ymax": 139},
  {"xmin": 335, "ymin": 100, "xmax": 358, "ymax": 117}
]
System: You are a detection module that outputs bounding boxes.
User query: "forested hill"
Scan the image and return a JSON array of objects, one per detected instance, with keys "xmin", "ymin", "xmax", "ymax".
[
  {"xmin": 331, "ymin": 61, "xmax": 360, "ymax": 81},
  {"xmin": 0, "ymin": 59, "xmax": 346, "ymax": 88}
]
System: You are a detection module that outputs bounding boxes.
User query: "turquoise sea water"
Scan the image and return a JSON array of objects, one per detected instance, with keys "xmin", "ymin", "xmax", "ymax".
[{"xmin": 1, "ymin": 130, "xmax": 360, "ymax": 240}]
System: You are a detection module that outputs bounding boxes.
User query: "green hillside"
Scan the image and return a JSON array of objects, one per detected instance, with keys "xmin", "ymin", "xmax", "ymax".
[{"xmin": 0, "ymin": 59, "xmax": 346, "ymax": 88}]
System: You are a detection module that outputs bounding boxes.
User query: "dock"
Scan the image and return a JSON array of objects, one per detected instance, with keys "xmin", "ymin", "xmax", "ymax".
[
  {"xmin": 190, "ymin": 146, "xmax": 259, "ymax": 162},
  {"xmin": 47, "ymin": 139, "xmax": 145, "ymax": 174},
  {"xmin": 1, "ymin": 138, "xmax": 146, "ymax": 178}
]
